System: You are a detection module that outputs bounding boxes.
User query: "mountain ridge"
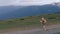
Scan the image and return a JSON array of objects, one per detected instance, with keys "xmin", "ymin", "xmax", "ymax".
[{"xmin": 0, "ymin": 2, "xmax": 60, "ymax": 20}]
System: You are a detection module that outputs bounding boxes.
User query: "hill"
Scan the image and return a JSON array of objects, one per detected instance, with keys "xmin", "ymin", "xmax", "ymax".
[{"xmin": 0, "ymin": 2, "xmax": 60, "ymax": 20}]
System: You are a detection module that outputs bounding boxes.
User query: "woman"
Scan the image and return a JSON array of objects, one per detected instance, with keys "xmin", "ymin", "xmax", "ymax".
[{"xmin": 40, "ymin": 17, "xmax": 47, "ymax": 31}]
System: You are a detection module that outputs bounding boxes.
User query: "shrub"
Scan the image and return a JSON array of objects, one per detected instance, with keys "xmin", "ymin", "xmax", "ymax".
[
  {"xmin": 8, "ymin": 21, "xmax": 13, "ymax": 22},
  {"xmin": 47, "ymin": 17, "xmax": 56, "ymax": 19},
  {"xmin": 20, "ymin": 18, "xmax": 24, "ymax": 20},
  {"xmin": 29, "ymin": 16, "xmax": 32, "ymax": 17}
]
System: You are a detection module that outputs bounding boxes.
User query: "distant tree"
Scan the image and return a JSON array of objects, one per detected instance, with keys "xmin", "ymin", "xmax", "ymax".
[
  {"xmin": 55, "ymin": 12, "xmax": 60, "ymax": 14},
  {"xmin": 20, "ymin": 18, "xmax": 24, "ymax": 20},
  {"xmin": 47, "ymin": 17, "xmax": 56, "ymax": 19},
  {"xmin": 47, "ymin": 14, "xmax": 52, "ymax": 15},
  {"xmin": 29, "ymin": 16, "xmax": 32, "ymax": 17},
  {"xmin": 8, "ymin": 21, "xmax": 13, "ymax": 22}
]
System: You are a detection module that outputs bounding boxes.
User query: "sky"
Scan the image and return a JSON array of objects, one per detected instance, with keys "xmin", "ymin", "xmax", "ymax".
[{"xmin": 0, "ymin": 0, "xmax": 60, "ymax": 6}]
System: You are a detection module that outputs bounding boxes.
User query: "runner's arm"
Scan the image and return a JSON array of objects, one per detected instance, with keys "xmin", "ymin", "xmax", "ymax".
[{"xmin": 40, "ymin": 20, "xmax": 42, "ymax": 23}]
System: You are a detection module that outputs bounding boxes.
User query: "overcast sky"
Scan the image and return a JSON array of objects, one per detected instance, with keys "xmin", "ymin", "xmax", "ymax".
[{"xmin": 0, "ymin": 0, "xmax": 60, "ymax": 6}]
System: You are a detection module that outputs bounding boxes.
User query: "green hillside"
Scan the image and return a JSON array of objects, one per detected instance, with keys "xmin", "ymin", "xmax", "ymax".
[{"xmin": 0, "ymin": 14, "xmax": 60, "ymax": 30}]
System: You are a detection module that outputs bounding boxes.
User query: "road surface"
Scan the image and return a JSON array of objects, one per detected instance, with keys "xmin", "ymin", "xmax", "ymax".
[{"xmin": 0, "ymin": 25, "xmax": 60, "ymax": 34}]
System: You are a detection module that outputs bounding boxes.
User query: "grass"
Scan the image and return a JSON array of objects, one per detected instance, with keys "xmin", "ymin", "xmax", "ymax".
[{"xmin": 0, "ymin": 14, "xmax": 60, "ymax": 30}]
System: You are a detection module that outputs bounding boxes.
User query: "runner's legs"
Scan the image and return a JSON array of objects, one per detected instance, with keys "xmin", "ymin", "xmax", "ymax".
[{"xmin": 43, "ymin": 25, "xmax": 47, "ymax": 31}]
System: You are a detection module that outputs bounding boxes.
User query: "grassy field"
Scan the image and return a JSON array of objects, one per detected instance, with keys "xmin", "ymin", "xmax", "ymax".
[{"xmin": 0, "ymin": 14, "xmax": 60, "ymax": 30}]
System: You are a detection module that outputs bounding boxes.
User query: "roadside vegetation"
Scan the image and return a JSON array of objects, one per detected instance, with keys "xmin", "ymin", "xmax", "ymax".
[{"xmin": 0, "ymin": 13, "xmax": 60, "ymax": 30}]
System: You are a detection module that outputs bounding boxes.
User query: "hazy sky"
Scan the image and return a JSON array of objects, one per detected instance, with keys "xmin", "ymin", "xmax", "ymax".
[{"xmin": 0, "ymin": 0, "xmax": 60, "ymax": 6}]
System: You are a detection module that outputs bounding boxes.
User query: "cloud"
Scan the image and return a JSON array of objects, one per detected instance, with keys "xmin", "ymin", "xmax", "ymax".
[{"xmin": 0, "ymin": 0, "xmax": 60, "ymax": 6}]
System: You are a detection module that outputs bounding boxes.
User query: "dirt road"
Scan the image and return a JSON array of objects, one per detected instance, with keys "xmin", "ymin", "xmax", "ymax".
[{"xmin": 0, "ymin": 25, "xmax": 60, "ymax": 34}]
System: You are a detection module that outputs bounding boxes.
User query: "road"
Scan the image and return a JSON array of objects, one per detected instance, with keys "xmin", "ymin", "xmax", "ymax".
[{"xmin": 0, "ymin": 25, "xmax": 60, "ymax": 34}]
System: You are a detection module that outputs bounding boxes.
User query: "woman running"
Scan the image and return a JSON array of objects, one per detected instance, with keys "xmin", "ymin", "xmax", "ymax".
[{"xmin": 40, "ymin": 17, "xmax": 47, "ymax": 31}]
